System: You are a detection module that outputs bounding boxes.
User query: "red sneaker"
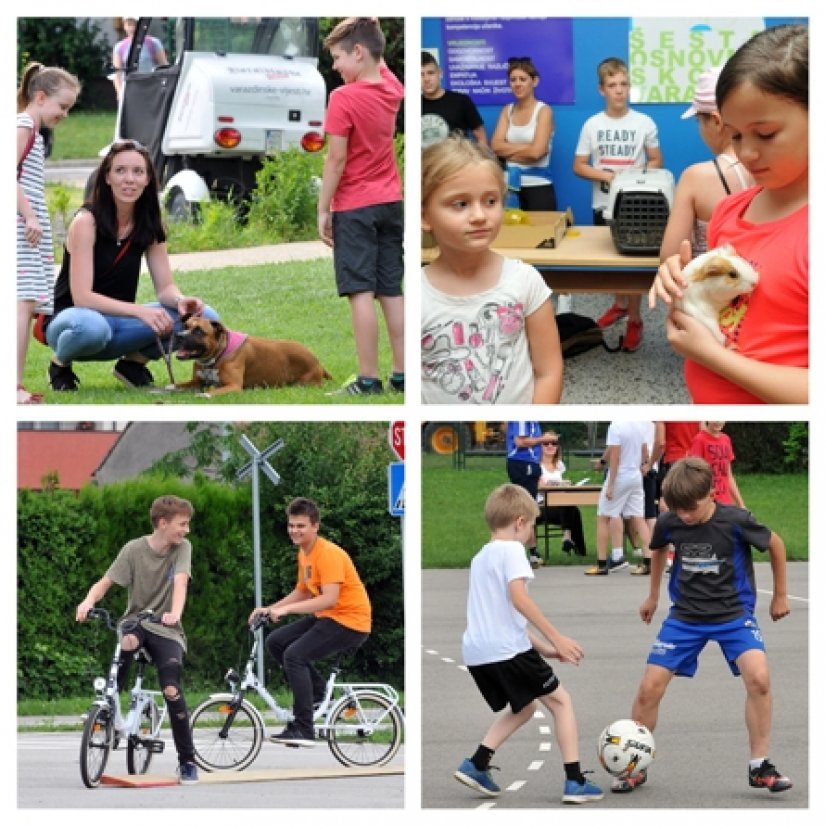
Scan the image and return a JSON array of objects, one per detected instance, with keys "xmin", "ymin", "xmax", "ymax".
[
  {"xmin": 596, "ymin": 303, "xmax": 629, "ymax": 328},
  {"xmin": 611, "ymin": 769, "xmax": 647, "ymax": 793},
  {"xmin": 749, "ymin": 760, "xmax": 793, "ymax": 792},
  {"xmin": 622, "ymin": 319, "xmax": 644, "ymax": 352}
]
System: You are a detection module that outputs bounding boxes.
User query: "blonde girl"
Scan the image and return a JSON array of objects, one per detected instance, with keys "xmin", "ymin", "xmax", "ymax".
[
  {"xmin": 421, "ymin": 134, "xmax": 562, "ymax": 404},
  {"xmin": 17, "ymin": 62, "xmax": 79, "ymax": 403}
]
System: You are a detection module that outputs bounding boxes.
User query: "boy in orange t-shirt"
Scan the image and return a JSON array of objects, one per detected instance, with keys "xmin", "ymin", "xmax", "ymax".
[{"xmin": 249, "ymin": 497, "xmax": 371, "ymax": 746}]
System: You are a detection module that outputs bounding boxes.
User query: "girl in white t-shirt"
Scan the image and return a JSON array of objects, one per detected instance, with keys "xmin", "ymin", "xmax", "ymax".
[{"xmin": 421, "ymin": 135, "xmax": 563, "ymax": 404}]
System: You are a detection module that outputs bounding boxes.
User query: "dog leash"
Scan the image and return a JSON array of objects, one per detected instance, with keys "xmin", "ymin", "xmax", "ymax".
[{"xmin": 156, "ymin": 333, "xmax": 176, "ymax": 386}]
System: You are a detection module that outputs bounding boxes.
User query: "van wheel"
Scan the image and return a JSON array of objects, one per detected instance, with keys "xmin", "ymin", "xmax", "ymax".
[{"xmin": 166, "ymin": 186, "xmax": 200, "ymax": 222}]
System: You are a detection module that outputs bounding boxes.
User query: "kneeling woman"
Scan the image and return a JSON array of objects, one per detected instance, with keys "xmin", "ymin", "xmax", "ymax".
[{"xmin": 46, "ymin": 139, "xmax": 218, "ymax": 390}]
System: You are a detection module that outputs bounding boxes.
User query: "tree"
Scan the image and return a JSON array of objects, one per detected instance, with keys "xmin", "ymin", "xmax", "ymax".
[{"xmin": 17, "ymin": 18, "xmax": 111, "ymax": 110}]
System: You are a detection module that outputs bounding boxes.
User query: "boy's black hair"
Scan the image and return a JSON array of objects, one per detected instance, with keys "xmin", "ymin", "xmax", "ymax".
[
  {"xmin": 286, "ymin": 497, "xmax": 321, "ymax": 525},
  {"xmin": 422, "ymin": 51, "xmax": 439, "ymax": 68}
]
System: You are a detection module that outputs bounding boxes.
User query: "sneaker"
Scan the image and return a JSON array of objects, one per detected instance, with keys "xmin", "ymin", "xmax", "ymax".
[
  {"xmin": 607, "ymin": 556, "xmax": 629, "ymax": 571},
  {"xmin": 562, "ymin": 776, "xmax": 604, "ymax": 804},
  {"xmin": 597, "ymin": 303, "xmax": 628, "ymax": 328},
  {"xmin": 388, "ymin": 373, "xmax": 404, "ymax": 393},
  {"xmin": 113, "ymin": 358, "xmax": 154, "ymax": 388},
  {"xmin": 48, "ymin": 361, "xmax": 79, "ymax": 391},
  {"xmin": 326, "ymin": 375, "xmax": 384, "ymax": 397},
  {"xmin": 631, "ymin": 564, "xmax": 650, "ymax": 576},
  {"xmin": 561, "ymin": 539, "xmax": 576, "ymax": 555},
  {"xmin": 454, "ymin": 757, "xmax": 501, "ymax": 797},
  {"xmin": 622, "ymin": 319, "xmax": 644, "ymax": 352},
  {"xmin": 270, "ymin": 724, "xmax": 316, "ymax": 747},
  {"xmin": 612, "ymin": 768, "xmax": 647, "ymax": 793},
  {"xmin": 529, "ymin": 554, "xmax": 543, "ymax": 569},
  {"xmin": 178, "ymin": 761, "xmax": 199, "ymax": 785},
  {"xmin": 749, "ymin": 759, "xmax": 793, "ymax": 792},
  {"xmin": 585, "ymin": 565, "xmax": 608, "ymax": 576}
]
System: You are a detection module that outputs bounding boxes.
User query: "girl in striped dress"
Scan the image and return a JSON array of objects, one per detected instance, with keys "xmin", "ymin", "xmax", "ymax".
[{"xmin": 17, "ymin": 63, "xmax": 79, "ymax": 403}]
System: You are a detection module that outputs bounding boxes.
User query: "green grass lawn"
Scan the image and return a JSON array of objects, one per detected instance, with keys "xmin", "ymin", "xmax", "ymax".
[
  {"xmin": 49, "ymin": 111, "xmax": 115, "ymax": 160},
  {"xmin": 422, "ymin": 453, "xmax": 808, "ymax": 567},
  {"xmin": 23, "ymin": 258, "xmax": 402, "ymax": 405}
]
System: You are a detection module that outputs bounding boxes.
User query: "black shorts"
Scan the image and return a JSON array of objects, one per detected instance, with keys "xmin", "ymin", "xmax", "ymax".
[
  {"xmin": 468, "ymin": 648, "xmax": 560, "ymax": 714},
  {"xmin": 643, "ymin": 471, "xmax": 658, "ymax": 519},
  {"xmin": 332, "ymin": 201, "xmax": 404, "ymax": 297}
]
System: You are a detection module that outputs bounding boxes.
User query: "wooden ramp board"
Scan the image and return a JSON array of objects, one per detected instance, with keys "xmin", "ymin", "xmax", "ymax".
[{"xmin": 101, "ymin": 766, "xmax": 403, "ymax": 788}]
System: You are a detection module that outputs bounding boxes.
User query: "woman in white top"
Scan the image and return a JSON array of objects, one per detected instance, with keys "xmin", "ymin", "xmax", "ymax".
[
  {"xmin": 660, "ymin": 67, "xmax": 754, "ymax": 260},
  {"xmin": 491, "ymin": 57, "xmax": 556, "ymax": 211},
  {"xmin": 538, "ymin": 433, "xmax": 586, "ymax": 555}
]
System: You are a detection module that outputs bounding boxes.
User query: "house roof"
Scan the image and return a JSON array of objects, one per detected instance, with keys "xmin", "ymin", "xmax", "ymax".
[{"xmin": 17, "ymin": 430, "xmax": 122, "ymax": 491}]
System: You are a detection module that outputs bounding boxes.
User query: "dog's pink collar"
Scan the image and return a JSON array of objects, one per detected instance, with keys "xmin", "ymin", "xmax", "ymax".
[{"xmin": 221, "ymin": 330, "xmax": 248, "ymax": 361}]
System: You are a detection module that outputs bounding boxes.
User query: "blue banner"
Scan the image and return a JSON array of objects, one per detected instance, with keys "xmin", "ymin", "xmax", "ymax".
[{"xmin": 441, "ymin": 17, "xmax": 574, "ymax": 107}]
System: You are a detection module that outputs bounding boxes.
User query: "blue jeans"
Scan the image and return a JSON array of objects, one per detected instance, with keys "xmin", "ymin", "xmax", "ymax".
[{"xmin": 45, "ymin": 303, "xmax": 219, "ymax": 363}]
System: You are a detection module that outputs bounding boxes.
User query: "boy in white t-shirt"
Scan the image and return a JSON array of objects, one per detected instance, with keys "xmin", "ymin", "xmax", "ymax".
[
  {"xmin": 586, "ymin": 421, "xmax": 652, "ymax": 576},
  {"xmin": 455, "ymin": 484, "xmax": 603, "ymax": 805},
  {"xmin": 573, "ymin": 57, "xmax": 663, "ymax": 352}
]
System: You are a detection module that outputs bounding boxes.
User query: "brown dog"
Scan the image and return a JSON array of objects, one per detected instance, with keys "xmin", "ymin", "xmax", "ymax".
[{"xmin": 172, "ymin": 315, "xmax": 332, "ymax": 397}]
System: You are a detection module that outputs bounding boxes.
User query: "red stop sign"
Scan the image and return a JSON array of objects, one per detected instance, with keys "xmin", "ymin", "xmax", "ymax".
[{"xmin": 389, "ymin": 421, "xmax": 404, "ymax": 461}]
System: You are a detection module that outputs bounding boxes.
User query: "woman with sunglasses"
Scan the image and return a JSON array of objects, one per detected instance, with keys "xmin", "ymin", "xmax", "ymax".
[
  {"xmin": 45, "ymin": 139, "xmax": 218, "ymax": 391},
  {"xmin": 539, "ymin": 433, "xmax": 587, "ymax": 556},
  {"xmin": 490, "ymin": 57, "xmax": 556, "ymax": 211}
]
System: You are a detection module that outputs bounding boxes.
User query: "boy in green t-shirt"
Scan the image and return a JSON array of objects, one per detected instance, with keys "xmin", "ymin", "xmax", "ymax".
[{"xmin": 76, "ymin": 494, "xmax": 199, "ymax": 784}]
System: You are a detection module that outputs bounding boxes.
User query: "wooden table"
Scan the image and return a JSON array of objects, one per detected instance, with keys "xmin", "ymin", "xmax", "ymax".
[
  {"xmin": 536, "ymin": 484, "xmax": 602, "ymax": 561},
  {"xmin": 422, "ymin": 224, "xmax": 659, "ymax": 294}
]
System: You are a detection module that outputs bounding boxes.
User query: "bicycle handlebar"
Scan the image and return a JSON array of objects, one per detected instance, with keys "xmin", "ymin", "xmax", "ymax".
[
  {"xmin": 86, "ymin": 607, "xmax": 161, "ymax": 633},
  {"xmin": 249, "ymin": 612, "xmax": 270, "ymax": 633}
]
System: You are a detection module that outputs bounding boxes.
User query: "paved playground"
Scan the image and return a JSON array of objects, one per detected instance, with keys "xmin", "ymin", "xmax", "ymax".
[{"xmin": 422, "ymin": 563, "xmax": 809, "ymax": 810}]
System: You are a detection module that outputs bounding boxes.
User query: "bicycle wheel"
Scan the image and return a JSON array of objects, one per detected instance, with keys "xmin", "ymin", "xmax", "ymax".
[
  {"xmin": 190, "ymin": 694, "xmax": 264, "ymax": 771},
  {"xmin": 127, "ymin": 699, "xmax": 161, "ymax": 774},
  {"xmin": 326, "ymin": 691, "xmax": 404, "ymax": 768},
  {"xmin": 79, "ymin": 704, "xmax": 114, "ymax": 788}
]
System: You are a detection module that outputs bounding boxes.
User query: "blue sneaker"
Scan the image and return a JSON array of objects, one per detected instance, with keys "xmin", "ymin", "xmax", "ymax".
[
  {"xmin": 562, "ymin": 776, "xmax": 604, "ymax": 804},
  {"xmin": 178, "ymin": 761, "xmax": 199, "ymax": 785},
  {"xmin": 454, "ymin": 757, "xmax": 501, "ymax": 797}
]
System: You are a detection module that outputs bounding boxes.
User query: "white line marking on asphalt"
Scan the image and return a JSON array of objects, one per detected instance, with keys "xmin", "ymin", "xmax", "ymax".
[
  {"xmin": 757, "ymin": 588, "xmax": 807, "ymax": 602},
  {"xmin": 441, "ymin": 657, "xmax": 455, "ymax": 663},
  {"xmin": 507, "ymin": 780, "xmax": 526, "ymax": 791},
  {"xmin": 478, "ymin": 802, "xmax": 497, "ymax": 809},
  {"xmin": 539, "ymin": 725, "xmax": 552, "ymax": 735},
  {"xmin": 539, "ymin": 742, "xmax": 552, "ymax": 752},
  {"xmin": 528, "ymin": 761, "xmax": 543, "ymax": 771}
]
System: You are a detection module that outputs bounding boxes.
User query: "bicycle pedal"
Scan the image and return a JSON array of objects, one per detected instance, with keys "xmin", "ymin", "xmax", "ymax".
[{"xmin": 137, "ymin": 737, "xmax": 165, "ymax": 754}]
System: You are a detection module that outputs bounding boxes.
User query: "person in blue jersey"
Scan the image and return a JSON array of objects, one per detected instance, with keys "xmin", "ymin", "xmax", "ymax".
[{"xmin": 505, "ymin": 422, "xmax": 555, "ymax": 567}]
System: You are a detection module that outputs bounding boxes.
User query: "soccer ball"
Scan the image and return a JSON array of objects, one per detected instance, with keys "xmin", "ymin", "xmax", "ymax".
[{"xmin": 597, "ymin": 719, "xmax": 656, "ymax": 777}]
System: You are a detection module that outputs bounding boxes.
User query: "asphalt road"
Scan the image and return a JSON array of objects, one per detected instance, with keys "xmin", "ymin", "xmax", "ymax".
[
  {"xmin": 18, "ymin": 730, "xmax": 403, "ymax": 809},
  {"xmin": 423, "ymin": 563, "xmax": 809, "ymax": 810}
]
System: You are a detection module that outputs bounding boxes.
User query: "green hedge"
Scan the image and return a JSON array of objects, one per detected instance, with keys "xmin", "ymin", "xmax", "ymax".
[{"xmin": 18, "ymin": 423, "xmax": 403, "ymax": 700}]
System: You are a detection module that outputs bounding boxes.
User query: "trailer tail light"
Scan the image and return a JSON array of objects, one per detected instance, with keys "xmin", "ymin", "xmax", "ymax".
[
  {"xmin": 214, "ymin": 128, "xmax": 242, "ymax": 149},
  {"xmin": 301, "ymin": 131, "xmax": 325, "ymax": 153}
]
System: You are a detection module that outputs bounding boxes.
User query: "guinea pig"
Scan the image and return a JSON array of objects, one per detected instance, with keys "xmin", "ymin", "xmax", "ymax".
[{"xmin": 675, "ymin": 244, "xmax": 759, "ymax": 344}]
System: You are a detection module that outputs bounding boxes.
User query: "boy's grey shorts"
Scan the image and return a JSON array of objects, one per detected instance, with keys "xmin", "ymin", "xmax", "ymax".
[{"xmin": 332, "ymin": 201, "xmax": 404, "ymax": 297}]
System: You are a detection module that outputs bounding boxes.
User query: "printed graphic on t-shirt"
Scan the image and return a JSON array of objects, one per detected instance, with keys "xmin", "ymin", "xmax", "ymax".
[
  {"xmin": 422, "ymin": 113, "xmax": 450, "ymax": 148},
  {"xmin": 719, "ymin": 294, "xmax": 751, "ymax": 350},
  {"xmin": 422, "ymin": 301, "xmax": 525, "ymax": 402},
  {"xmin": 596, "ymin": 128, "xmax": 643, "ymax": 166},
  {"xmin": 680, "ymin": 542, "xmax": 724, "ymax": 575}
]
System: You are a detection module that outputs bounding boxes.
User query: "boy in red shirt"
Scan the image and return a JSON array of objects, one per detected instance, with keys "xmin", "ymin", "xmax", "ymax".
[
  {"xmin": 690, "ymin": 421, "xmax": 744, "ymax": 507},
  {"xmin": 318, "ymin": 18, "xmax": 404, "ymax": 396}
]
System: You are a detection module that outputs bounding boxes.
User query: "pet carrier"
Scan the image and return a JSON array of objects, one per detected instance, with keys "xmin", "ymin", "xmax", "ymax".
[{"xmin": 603, "ymin": 169, "xmax": 675, "ymax": 255}]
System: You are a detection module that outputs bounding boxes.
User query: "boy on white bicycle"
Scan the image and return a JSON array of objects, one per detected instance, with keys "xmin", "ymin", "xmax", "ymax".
[
  {"xmin": 76, "ymin": 494, "xmax": 200, "ymax": 785},
  {"xmin": 248, "ymin": 497, "xmax": 371, "ymax": 747}
]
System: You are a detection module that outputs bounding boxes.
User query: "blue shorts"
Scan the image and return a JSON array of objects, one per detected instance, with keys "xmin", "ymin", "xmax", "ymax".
[{"xmin": 647, "ymin": 614, "xmax": 766, "ymax": 677}]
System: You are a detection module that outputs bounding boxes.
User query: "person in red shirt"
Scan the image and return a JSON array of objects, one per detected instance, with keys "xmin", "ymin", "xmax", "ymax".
[
  {"xmin": 318, "ymin": 18, "xmax": 404, "ymax": 397},
  {"xmin": 690, "ymin": 421, "xmax": 744, "ymax": 507},
  {"xmin": 650, "ymin": 25, "xmax": 808, "ymax": 403}
]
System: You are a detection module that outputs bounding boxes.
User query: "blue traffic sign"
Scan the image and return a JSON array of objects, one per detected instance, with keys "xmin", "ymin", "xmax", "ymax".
[{"xmin": 388, "ymin": 462, "xmax": 405, "ymax": 517}]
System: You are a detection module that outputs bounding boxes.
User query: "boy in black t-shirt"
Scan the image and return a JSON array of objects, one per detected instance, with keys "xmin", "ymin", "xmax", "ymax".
[
  {"xmin": 615, "ymin": 457, "xmax": 792, "ymax": 796},
  {"xmin": 422, "ymin": 51, "xmax": 487, "ymax": 148}
]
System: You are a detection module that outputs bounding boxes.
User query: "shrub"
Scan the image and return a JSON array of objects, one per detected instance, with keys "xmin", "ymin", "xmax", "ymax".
[{"xmin": 17, "ymin": 18, "xmax": 111, "ymax": 110}]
